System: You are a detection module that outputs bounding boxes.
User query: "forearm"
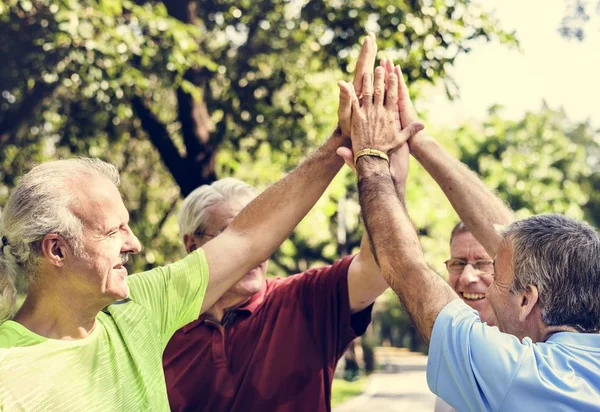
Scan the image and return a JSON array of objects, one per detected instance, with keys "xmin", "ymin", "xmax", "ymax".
[
  {"xmin": 202, "ymin": 131, "xmax": 344, "ymax": 313},
  {"xmin": 357, "ymin": 157, "xmax": 458, "ymax": 344},
  {"xmin": 410, "ymin": 134, "xmax": 514, "ymax": 257},
  {"xmin": 346, "ymin": 159, "xmax": 406, "ymax": 312},
  {"xmin": 347, "ymin": 231, "xmax": 388, "ymax": 313},
  {"xmin": 228, "ymin": 131, "xmax": 344, "ymax": 263}
]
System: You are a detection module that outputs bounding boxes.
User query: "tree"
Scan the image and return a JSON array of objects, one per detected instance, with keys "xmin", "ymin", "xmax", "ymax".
[
  {"xmin": 560, "ymin": 0, "xmax": 600, "ymax": 40},
  {"xmin": 1, "ymin": 0, "xmax": 517, "ymax": 273}
]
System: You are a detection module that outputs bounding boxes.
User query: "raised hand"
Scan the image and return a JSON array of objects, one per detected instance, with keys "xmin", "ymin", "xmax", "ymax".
[
  {"xmin": 338, "ymin": 33, "xmax": 378, "ymax": 139},
  {"xmin": 380, "ymin": 59, "xmax": 425, "ymax": 147},
  {"xmin": 346, "ymin": 67, "xmax": 423, "ymax": 156}
]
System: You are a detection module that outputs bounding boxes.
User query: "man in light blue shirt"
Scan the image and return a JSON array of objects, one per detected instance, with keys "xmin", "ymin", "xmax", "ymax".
[{"xmin": 343, "ymin": 54, "xmax": 600, "ymax": 411}]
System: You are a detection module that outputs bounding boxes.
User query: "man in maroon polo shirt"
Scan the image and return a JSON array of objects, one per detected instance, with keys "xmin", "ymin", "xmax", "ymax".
[
  {"xmin": 162, "ymin": 34, "xmax": 412, "ymax": 411},
  {"xmin": 163, "ymin": 175, "xmax": 385, "ymax": 411}
]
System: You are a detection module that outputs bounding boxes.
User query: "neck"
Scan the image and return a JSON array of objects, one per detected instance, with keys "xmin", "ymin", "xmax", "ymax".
[
  {"xmin": 13, "ymin": 281, "xmax": 108, "ymax": 340},
  {"xmin": 541, "ymin": 324, "xmax": 581, "ymax": 341},
  {"xmin": 204, "ymin": 293, "xmax": 253, "ymax": 324}
]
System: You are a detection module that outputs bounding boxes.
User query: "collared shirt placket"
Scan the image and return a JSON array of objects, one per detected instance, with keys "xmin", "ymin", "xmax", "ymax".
[{"xmin": 205, "ymin": 311, "xmax": 239, "ymax": 368}]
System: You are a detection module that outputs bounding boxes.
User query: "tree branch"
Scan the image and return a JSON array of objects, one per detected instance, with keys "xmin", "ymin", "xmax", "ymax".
[
  {"xmin": 0, "ymin": 80, "xmax": 58, "ymax": 145},
  {"xmin": 130, "ymin": 95, "xmax": 187, "ymax": 190},
  {"xmin": 149, "ymin": 194, "xmax": 180, "ymax": 240}
]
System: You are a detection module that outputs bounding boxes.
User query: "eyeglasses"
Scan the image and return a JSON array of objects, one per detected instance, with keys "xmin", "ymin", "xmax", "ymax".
[
  {"xmin": 193, "ymin": 228, "xmax": 222, "ymax": 239},
  {"xmin": 444, "ymin": 258, "xmax": 495, "ymax": 275}
]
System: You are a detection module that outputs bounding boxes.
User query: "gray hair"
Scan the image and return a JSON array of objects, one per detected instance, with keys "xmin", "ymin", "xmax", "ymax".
[
  {"xmin": 449, "ymin": 221, "xmax": 470, "ymax": 245},
  {"xmin": 0, "ymin": 158, "xmax": 120, "ymax": 321},
  {"xmin": 501, "ymin": 214, "xmax": 600, "ymax": 333},
  {"xmin": 178, "ymin": 178, "xmax": 257, "ymax": 238}
]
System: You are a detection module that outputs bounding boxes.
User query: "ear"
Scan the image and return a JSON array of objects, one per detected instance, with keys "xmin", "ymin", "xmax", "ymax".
[
  {"xmin": 518, "ymin": 284, "xmax": 539, "ymax": 322},
  {"xmin": 41, "ymin": 233, "xmax": 68, "ymax": 268},
  {"xmin": 183, "ymin": 233, "xmax": 197, "ymax": 254}
]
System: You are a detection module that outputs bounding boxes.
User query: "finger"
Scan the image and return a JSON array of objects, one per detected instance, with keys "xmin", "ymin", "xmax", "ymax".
[
  {"xmin": 336, "ymin": 147, "xmax": 357, "ymax": 173},
  {"xmin": 362, "ymin": 72, "xmax": 374, "ymax": 108},
  {"xmin": 395, "ymin": 108, "xmax": 402, "ymax": 133},
  {"xmin": 395, "ymin": 122, "xmax": 424, "ymax": 146},
  {"xmin": 380, "ymin": 58, "xmax": 389, "ymax": 89},
  {"xmin": 385, "ymin": 72, "xmax": 399, "ymax": 110},
  {"xmin": 350, "ymin": 83, "xmax": 362, "ymax": 115},
  {"xmin": 353, "ymin": 33, "xmax": 378, "ymax": 97},
  {"xmin": 385, "ymin": 57, "xmax": 394, "ymax": 74},
  {"xmin": 337, "ymin": 81, "xmax": 353, "ymax": 136},
  {"xmin": 395, "ymin": 65, "xmax": 417, "ymax": 122},
  {"xmin": 373, "ymin": 66, "xmax": 385, "ymax": 106}
]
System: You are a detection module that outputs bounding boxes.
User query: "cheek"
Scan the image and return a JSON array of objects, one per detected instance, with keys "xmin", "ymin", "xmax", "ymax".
[
  {"xmin": 448, "ymin": 274, "xmax": 460, "ymax": 288},
  {"xmin": 481, "ymin": 274, "xmax": 494, "ymax": 288}
]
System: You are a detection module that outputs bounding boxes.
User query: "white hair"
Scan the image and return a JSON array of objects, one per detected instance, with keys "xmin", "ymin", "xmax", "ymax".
[
  {"xmin": 178, "ymin": 178, "xmax": 257, "ymax": 238},
  {"xmin": 0, "ymin": 158, "xmax": 120, "ymax": 321}
]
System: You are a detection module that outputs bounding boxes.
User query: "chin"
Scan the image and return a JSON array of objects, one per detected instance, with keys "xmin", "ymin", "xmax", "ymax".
[{"xmin": 107, "ymin": 281, "xmax": 130, "ymax": 301}]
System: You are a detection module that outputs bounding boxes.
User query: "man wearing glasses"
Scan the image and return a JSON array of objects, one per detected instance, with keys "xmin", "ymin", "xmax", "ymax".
[
  {"xmin": 444, "ymin": 222, "xmax": 495, "ymax": 326},
  {"xmin": 435, "ymin": 222, "xmax": 496, "ymax": 412}
]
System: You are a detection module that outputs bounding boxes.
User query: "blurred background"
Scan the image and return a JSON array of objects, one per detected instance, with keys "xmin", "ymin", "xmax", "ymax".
[{"xmin": 1, "ymin": 0, "xmax": 599, "ymax": 391}]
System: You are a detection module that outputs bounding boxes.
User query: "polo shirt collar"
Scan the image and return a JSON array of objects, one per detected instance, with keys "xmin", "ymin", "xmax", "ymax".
[
  {"xmin": 546, "ymin": 331, "xmax": 600, "ymax": 349},
  {"xmin": 181, "ymin": 281, "xmax": 268, "ymax": 334}
]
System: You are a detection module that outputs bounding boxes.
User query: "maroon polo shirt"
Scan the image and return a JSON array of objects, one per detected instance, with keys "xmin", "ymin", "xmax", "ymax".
[{"xmin": 163, "ymin": 255, "xmax": 373, "ymax": 412}]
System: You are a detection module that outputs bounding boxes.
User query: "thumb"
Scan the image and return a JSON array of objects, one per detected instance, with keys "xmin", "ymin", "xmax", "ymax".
[
  {"xmin": 336, "ymin": 146, "xmax": 356, "ymax": 173},
  {"xmin": 337, "ymin": 81, "xmax": 352, "ymax": 136},
  {"xmin": 395, "ymin": 122, "xmax": 425, "ymax": 146}
]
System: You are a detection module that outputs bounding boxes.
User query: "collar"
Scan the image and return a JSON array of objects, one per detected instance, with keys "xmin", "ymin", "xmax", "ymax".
[
  {"xmin": 546, "ymin": 331, "xmax": 600, "ymax": 349},
  {"xmin": 181, "ymin": 281, "xmax": 268, "ymax": 334}
]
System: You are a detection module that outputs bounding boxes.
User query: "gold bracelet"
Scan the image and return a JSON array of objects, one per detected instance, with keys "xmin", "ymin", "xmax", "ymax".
[{"xmin": 354, "ymin": 148, "xmax": 389, "ymax": 165}]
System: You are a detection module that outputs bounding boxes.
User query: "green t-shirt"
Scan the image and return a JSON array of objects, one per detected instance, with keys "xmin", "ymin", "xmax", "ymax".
[{"xmin": 0, "ymin": 248, "xmax": 209, "ymax": 411}]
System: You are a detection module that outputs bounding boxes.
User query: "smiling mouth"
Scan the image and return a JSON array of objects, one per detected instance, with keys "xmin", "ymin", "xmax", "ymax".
[{"xmin": 461, "ymin": 292, "xmax": 486, "ymax": 301}]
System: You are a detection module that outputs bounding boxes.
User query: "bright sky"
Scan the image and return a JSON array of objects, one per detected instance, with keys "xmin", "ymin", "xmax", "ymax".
[{"xmin": 423, "ymin": 0, "xmax": 600, "ymax": 128}]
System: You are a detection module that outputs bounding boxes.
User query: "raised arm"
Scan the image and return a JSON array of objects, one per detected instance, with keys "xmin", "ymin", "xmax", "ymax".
[
  {"xmin": 200, "ymin": 34, "xmax": 381, "ymax": 315},
  {"xmin": 200, "ymin": 132, "xmax": 344, "ymax": 314},
  {"xmin": 391, "ymin": 64, "xmax": 515, "ymax": 257},
  {"xmin": 351, "ymin": 66, "xmax": 458, "ymax": 344}
]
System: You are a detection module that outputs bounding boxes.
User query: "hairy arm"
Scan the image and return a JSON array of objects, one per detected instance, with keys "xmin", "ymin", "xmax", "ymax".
[
  {"xmin": 200, "ymin": 133, "xmax": 344, "ymax": 314},
  {"xmin": 356, "ymin": 157, "xmax": 458, "ymax": 344},
  {"xmin": 409, "ymin": 136, "xmax": 514, "ymax": 257},
  {"xmin": 388, "ymin": 63, "xmax": 514, "ymax": 257}
]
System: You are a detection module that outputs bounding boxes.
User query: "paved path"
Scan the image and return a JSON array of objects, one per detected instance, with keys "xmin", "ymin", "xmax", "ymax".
[{"xmin": 334, "ymin": 354, "xmax": 436, "ymax": 412}]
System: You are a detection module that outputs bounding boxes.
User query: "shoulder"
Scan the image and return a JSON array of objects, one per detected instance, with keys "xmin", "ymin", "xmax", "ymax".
[{"xmin": 0, "ymin": 321, "xmax": 37, "ymax": 349}]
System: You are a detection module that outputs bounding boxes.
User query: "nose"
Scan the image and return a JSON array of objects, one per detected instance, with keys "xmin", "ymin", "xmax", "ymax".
[
  {"xmin": 123, "ymin": 229, "xmax": 142, "ymax": 254},
  {"xmin": 458, "ymin": 264, "xmax": 479, "ymax": 285}
]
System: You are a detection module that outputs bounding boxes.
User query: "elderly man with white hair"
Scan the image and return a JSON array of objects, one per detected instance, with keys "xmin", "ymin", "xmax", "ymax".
[{"xmin": 163, "ymin": 176, "xmax": 390, "ymax": 411}]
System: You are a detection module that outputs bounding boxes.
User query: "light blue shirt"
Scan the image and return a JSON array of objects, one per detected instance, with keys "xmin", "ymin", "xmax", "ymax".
[{"xmin": 427, "ymin": 299, "xmax": 600, "ymax": 411}]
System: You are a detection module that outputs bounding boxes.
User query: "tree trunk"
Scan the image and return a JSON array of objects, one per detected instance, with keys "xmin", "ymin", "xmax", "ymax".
[{"xmin": 132, "ymin": 0, "xmax": 220, "ymax": 197}]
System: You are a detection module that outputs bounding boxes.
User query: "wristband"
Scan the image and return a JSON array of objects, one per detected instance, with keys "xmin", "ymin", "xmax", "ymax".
[{"xmin": 354, "ymin": 148, "xmax": 389, "ymax": 165}]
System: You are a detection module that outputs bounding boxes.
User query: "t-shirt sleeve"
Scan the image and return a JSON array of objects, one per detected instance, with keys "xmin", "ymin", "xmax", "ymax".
[
  {"xmin": 298, "ymin": 255, "xmax": 373, "ymax": 364},
  {"xmin": 426, "ymin": 299, "xmax": 531, "ymax": 412},
  {"xmin": 126, "ymin": 248, "xmax": 209, "ymax": 347}
]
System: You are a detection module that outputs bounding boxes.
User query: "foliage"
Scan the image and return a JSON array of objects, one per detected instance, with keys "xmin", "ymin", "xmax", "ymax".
[
  {"xmin": 331, "ymin": 376, "xmax": 368, "ymax": 407},
  {"xmin": 559, "ymin": 0, "xmax": 600, "ymax": 40},
  {"xmin": 0, "ymin": 0, "xmax": 517, "ymax": 275}
]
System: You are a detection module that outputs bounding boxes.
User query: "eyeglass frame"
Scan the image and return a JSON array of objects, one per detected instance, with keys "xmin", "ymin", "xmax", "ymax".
[
  {"xmin": 193, "ymin": 228, "xmax": 222, "ymax": 239},
  {"xmin": 444, "ymin": 258, "xmax": 495, "ymax": 275}
]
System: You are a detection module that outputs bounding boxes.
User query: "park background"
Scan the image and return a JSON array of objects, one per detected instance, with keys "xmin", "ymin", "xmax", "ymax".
[{"xmin": 1, "ymin": 0, "xmax": 599, "ymax": 406}]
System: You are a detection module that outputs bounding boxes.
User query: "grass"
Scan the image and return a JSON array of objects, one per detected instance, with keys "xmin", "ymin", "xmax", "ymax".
[{"xmin": 331, "ymin": 376, "xmax": 368, "ymax": 407}]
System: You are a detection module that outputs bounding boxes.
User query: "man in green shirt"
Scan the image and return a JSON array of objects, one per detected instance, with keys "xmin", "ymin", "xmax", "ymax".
[{"xmin": 0, "ymin": 142, "xmax": 342, "ymax": 410}]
